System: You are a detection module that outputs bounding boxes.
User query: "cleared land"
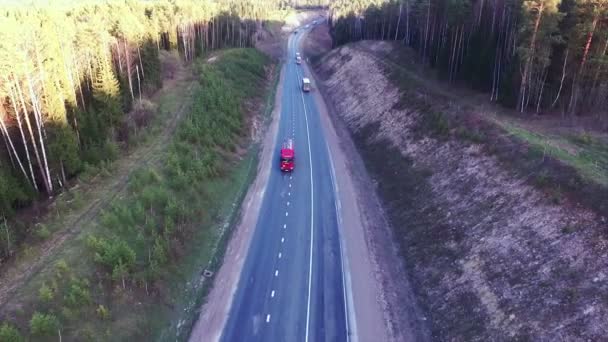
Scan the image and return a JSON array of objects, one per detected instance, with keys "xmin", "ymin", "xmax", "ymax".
[{"xmin": 314, "ymin": 40, "xmax": 608, "ymax": 341}]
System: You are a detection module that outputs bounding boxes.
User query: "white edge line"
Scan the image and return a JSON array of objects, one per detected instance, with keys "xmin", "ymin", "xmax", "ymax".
[
  {"xmin": 326, "ymin": 140, "xmax": 358, "ymax": 342},
  {"xmin": 295, "ymin": 32, "xmax": 316, "ymax": 342},
  {"xmin": 298, "ymin": 26, "xmax": 357, "ymax": 341}
]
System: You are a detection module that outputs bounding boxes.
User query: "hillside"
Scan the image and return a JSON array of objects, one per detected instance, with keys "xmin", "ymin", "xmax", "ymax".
[{"xmin": 313, "ymin": 40, "xmax": 608, "ymax": 340}]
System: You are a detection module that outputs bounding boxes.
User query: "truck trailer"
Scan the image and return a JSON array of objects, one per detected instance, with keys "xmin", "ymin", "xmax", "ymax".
[{"xmin": 280, "ymin": 139, "xmax": 295, "ymax": 172}]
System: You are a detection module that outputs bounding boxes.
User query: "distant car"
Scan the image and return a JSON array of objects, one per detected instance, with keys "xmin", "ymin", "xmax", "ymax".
[{"xmin": 293, "ymin": 30, "xmax": 298, "ymax": 34}]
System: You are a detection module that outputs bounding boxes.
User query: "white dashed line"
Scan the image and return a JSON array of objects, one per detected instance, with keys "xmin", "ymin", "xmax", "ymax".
[
  {"xmin": 266, "ymin": 314, "xmax": 271, "ymax": 323},
  {"xmin": 288, "ymin": 192, "xmax": 291, "ymax": 196},
  {"xmin": 285, "ymin": 212, "xmax": 289, "ymax": 217},
  {"xmin": 271, "ymin": 290, "xmax": 275, "ymax": 298},
  {"xmin": 283, "ymin": 224, "xmax": 287, "ymax": 229},
  {"xmin": 289, "ymin": 183, "xmax": 292, "ymax": 188},
  {"xmin": 287, "ymin": 201, "xmax": 290, "ymax": 206},
  {"xmin": 279, "ymin": 252, "xmax": 282, "ymax": 258},
  {"xmin": 275, "ymin": 270, "xmax": 279, "ymax": 276},
  {"xmin": 281, "ymin": 237, "xmax": 285, "ymax": 243}
]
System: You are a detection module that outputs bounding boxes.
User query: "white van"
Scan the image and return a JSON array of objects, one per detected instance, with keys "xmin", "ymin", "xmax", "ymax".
[{"xmin": 302, "ymin": 78, "xmax": 311, "ymax": 92}]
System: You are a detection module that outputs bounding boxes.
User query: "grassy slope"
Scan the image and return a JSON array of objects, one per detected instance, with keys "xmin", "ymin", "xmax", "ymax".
[{"xmin": 0, "ymin": 49, "xmax": 274, "ymax": 341}]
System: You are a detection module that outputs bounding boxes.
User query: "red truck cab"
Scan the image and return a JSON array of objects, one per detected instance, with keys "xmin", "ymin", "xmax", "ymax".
[{"xmin": 280, "ymin": 139, "xmax": 295, "ymax": 172}]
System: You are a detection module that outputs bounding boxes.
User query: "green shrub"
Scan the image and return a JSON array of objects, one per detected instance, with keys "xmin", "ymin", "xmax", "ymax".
[
  {"xmin": 38, "ymin": 282, "xmax": 55, "ymax": 303},
  {"xmin": 54, "ymin": 259, "xmax": 70, "ymax": 277},
  {"xmin": 0, "ymin": 322, "xmax": 23, "ymax": 342},
  {"xmin": 64, "ymin": 277, "xmax": 91, "ymax": 308},
  {"xmin": 549, "ymin": 187, "xmax": 563, "ymax": 204},
  {"xmin": 34, "ymin": 224, "xmax": 51, "ymax": 241},
  {"xmin": 101, "ymin": 141, "xmax": 119, "ymax": 163},
  {"xmin": 456, "ymin": 126, "xmax": 486, "ymax": 144},
  {"xmin": 534, "ymin": 169, "xmax": 550, "ymax": 187},
  {"xmin": 571, "ymin": 132, "xmax": 594, "ymax": 145},
  {"xmin": 419, "ymin": 111, "xmax": 450, "ymax": 137},
  {"xmin": 29, "ymin": 312, "xmax": 59, "ymax": 337},
  {"xmin": 96, "ymin": 304, "xmax": 110, "ymax": 320},
  {"xmin": 60, "ymin": 306, "xmax": 75, "ymax": 321},
  {"xmin": 0, "ymin": 168, "xmax": 33, "ymax": 218},
  {"xmin": 87, "ymin": 236, "xmax": 136, "ymax": 280}
]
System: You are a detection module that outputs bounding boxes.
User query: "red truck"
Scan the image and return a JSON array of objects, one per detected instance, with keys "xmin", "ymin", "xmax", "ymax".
[{"xmin": 280, "ymin": 139, "xmax": 295, "ymax": 172}]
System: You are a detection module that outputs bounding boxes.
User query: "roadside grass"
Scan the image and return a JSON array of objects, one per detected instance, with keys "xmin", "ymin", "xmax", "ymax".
[
  {"xmin": 0, "ymin": 48, "xmax": 273, "ymax": 341},
  {"xmin": 375, "ymin": 42, "xmax": 608, "ymax": 215},
  {"xmin": 162, "ymin": 58, "xmax": 279, "ymax": 341},
  {"xmin": 498, "ymin": 122, "xmax": 608, "ymax": 187}
]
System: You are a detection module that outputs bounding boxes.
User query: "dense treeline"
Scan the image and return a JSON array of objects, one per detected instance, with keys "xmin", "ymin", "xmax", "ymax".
[
  {"xmin": 0, "ymin": 0, "xmax": 285, "ymax": 220},
  {"xmin": 329, "ymin": 0, "xmax": 608, "ymax": 126},
  {"xmin": 288, "ymin": 0, "xmax": 332, "ymax": 8}
]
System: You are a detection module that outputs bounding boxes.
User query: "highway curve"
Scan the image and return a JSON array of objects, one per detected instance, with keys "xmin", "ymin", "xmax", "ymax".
[{"xmin": 221, "ymin": 25, "xmax": 350, "ymax": 342}]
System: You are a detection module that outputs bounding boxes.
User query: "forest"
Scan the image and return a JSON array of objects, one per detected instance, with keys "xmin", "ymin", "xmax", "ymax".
[
  {"xmin": 329, "ymin": 0, "xmax": 608, "ymax": 126},
  {"xmin": 0, "ymin": 0, "xmax": 289, "ymax": 220},
  {"xmin": 0, "ymin": 0, "xmax": 287, "ymax": 339}
]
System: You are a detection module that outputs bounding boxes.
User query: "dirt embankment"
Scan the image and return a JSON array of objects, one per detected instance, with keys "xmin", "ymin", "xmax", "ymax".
[{"xmin": 314, "ymin": 41, "xmax": 608, "ymax": 341}]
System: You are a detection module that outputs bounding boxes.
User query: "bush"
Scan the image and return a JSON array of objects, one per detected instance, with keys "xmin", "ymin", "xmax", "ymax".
[
  {"xmin": 0, "ymin": 322, "xmax": 23, "ymax": 342},
  {"xmin": 456, "ymin": 126, "xmax": 486, "ymax": 144},
  {"xmin": 87, "ymin": 236, "xmax": 136, "ymax": 281},
  {"xmin": 29, "ymin": 312, "xmax": 59, "ymax": 337},
  {"xmin": 38, "ymin": 282, "xmax": 55, "ymax": 303},
  {"xmin": 0, "ymin": 168, "xmax": 33, "ymax": 218},
  {"xmin": 79, "ymin": 162, "xmax": 98, "ymax": 181},
  {"xmin": 47, "ymin": 123, "xmax": 82, "ymax": 177},
  {"xmin": 64, "ymin": 277, "xmax": 91, "ymax": 308},
  {"xmin": 96, "ymin": 304, "xmax": 110, "ymax": 320},
  {"xmin": 54, "ymin": 259, "xmax": 71, "ymax": 277},
  {"xmin": 60, "ymin": 306, "xmax": 75, "ymax": 321},
  {"xmin": 34, "ymin": 224, "xmax": 51, "ymax": 241},
  {"xmin": 422, "ymin": 111, "xmax": 450, "ymax": 137}
]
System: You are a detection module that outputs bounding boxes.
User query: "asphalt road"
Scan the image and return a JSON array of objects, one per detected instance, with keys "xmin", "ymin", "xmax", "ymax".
[{"xmin": 221, "ymin": 25, "xmax": 349, "ymax": 342}]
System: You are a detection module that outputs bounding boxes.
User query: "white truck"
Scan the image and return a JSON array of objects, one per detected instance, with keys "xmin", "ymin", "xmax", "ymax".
[
  {"xmin": 302, "ymin": 78, "xmax": 311, "ymax": 92},
  {"xmin": 295, "ymin": 52, "xmax": 302, "ymax": 64}
]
